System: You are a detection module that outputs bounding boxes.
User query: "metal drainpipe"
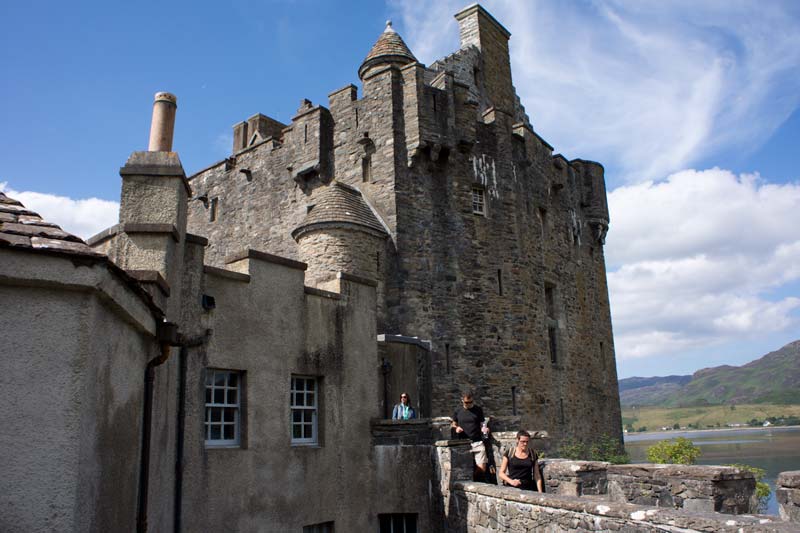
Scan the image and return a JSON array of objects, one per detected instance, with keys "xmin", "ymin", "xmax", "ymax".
[
  {"xmin": 137, "ymin": 342, "xmax": 172, "ymax": 533},
  {"xmin": 174, "ymin": 332, "xmax": 208, "ymax": 533}
]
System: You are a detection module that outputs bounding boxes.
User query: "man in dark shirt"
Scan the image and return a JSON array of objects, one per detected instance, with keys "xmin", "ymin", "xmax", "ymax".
[{"xmin": 451, "ymin": 391, "xmax": 489, "ymax": 478}]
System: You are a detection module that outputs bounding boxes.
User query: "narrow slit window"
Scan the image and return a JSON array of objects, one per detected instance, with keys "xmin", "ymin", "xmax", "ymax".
[
  {"xmin": 548, "ymin": 325, "xmax": 558, "ymax": 365},
  {"xmin": 497, "ymin": 269, "xmax": 503, "ymax": 295},
  {"xmin": 362, "ymin": 155, "xmax": 372, "ymax": 183},
  {"xmin": 445, "ymin": 343, "xmax": 450, "ymax": 374},
  {"xmin": 538, "ymin": 207, "xmax": 548, "ymax": 239},
  {"xmin": 209, "ymin": 197, "xmax": 218, "ymax": 222}
]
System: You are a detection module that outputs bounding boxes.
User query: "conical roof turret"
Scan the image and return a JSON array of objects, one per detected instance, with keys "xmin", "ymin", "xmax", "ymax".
[{"xmin": 358, "ymin": 20, "xmax": 417, "ymax": 80}]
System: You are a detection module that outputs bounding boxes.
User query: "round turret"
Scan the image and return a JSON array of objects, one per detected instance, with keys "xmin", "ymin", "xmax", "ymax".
[
  {"xmin": 292, "ymin": 181, "xmax": 388, "ymax": 288},
  {"xmin": 358, "ymin": 21, "xmax": 417, "ymax": 80}
]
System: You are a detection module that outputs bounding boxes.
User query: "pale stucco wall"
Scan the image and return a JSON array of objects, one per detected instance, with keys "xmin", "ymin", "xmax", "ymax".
[{"xmin": 0, "ymin": 250, "xmax": 157, "ymax": 533}]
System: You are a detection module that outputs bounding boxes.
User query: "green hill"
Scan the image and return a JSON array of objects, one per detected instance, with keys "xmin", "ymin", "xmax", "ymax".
[{"xmin": 619, "ymin": 340, "xmax": 800, "ymax": 407}]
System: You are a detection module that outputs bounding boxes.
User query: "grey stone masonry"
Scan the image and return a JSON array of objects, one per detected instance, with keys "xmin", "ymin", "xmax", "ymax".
[
  {"xmin": 450, "ymin": 482, "xmax": 795, "ymax": 533},
  {"xmin": 777, "ymin": 470, "xmax": 800, "ymax": 522},
  {"xmin": 186, "ymin": 4, "xmax": 621, "ymax": 446}
]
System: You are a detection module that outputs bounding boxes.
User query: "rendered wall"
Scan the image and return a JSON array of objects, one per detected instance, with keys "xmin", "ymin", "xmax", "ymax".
[{"xmin": 0, "ymin": 251, "xmax": 158, "ymax": 533}]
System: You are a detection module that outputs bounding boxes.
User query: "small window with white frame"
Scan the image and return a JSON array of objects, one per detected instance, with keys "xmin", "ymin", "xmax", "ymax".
[
  {"xmin": 471, "ymin": 186, "xmax": 486, "ymax": 215},
  {"xmin": 205, "ymin": 369, "xmax": 242, "ymax": 447},
  {"xmin": 291, "ymin": 375, "xmax": 318, "ymax": 445},
  {"xmin": 379, "ymin": 513, "xmax": 417, "ymax": 533}
]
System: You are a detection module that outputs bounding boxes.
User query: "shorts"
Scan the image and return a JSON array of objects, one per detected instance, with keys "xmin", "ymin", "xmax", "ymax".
[{"xmin": 470, "ymin": 440, "xmax": 488, "ymax": 466}]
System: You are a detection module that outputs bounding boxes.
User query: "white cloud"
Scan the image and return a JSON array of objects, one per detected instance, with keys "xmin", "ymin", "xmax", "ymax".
[
  {"xmin": 0, "ymin": 182, "xmax": 119, "ymax": 240},
  {"xmin": 390, "ymin": 0, "xmax": 800, "ymax": 184},
  {"xmin": 606, "ymin": 169, "xmax": 800, "ymax": 361}
]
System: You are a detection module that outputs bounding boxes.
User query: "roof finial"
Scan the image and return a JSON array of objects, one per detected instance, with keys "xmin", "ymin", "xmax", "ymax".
[{"xmin": 384, "ymin": 20, "xmax": 395, "ymax": 33}]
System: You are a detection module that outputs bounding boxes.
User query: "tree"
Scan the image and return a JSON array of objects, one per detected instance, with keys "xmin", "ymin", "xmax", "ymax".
[
  {"xmin": 672, "ymin": 423, "xmax": 680, "ymax": 430},
  {"xmin": 646, "ymin": 437, "xmax": 701, "ymax": 465}
]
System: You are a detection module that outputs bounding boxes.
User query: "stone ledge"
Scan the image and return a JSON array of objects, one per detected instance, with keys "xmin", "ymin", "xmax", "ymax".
[
  {"xmin": 304, "ymin": 286, "xmax": 341, "ymax": 300},
  {"xmin": 778, "ymin": 471, "xmax": 800, "ymax": 489},
  {"xmin": 185, "ymin": 233, "xmax": 208, "ymax": 246},
  {"xmin": 337, "ymin": 271, "xmax": 378, "ymax": 287},
  {"xmin": 203, "ymin": 265, "xmax": 251, "ymax": 283},
  {"xmin": 127, "ymin": 270, "xmax": 170, "ymax": 297},
  {"xmin": 377, "ymin": 334, "xmax": 431, "ymax": 349},
  {"xmin": 225, "ymin": 248, "xmax": 307, "ymax": 271},
  {"xmin": 87, "ymin": 223, "xmax": 180, "ymax": 246}
]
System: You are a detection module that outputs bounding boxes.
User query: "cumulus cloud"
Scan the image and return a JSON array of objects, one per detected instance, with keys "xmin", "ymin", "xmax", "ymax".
[
  {"xmin": 0, "ymin": 182, "xmax": 119, "ymax": 240},
  {"xmin": 606, "ymin": 169, "xmax": 800, "ymax": 361},
  {"xmin": 390, "ymin": 0, "xmax": 800, "ymax": 184}
]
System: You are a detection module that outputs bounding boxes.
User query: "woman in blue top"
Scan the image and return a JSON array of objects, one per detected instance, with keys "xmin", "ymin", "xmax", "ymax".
[{"xmin": 391, "ymin": 392, "xmax": 417, "ymax": 420}]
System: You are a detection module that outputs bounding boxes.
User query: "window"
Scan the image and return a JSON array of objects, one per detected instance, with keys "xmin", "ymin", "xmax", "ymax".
[
  {"xmin": 538, "ymin": 207, "xmax": 548, "ymax": 239},
  {"xmin": 291, "ymin": 376, "xmax": 318, "ymax": 445},
  {"xmin": 362, "ymin": 155, "xmax": 372, "ymax": 182},
  {"xmin": 209, "ymin": 197, "xmax": 218, "ymax": 222},
  {"xmin": 545, "ymin": 284, "xmax": 559, "ymax": 365},
  {"xmin": 471, "ymin": 186, "xmax": 485, "ymax": 215},
  {"xmin": 379, "ymin": 514, "xmax": 417, "ymax": 533},
  {"xmin": 205, "ymin": 369, "xmax": 241, "ymax": 446},
  {"xmin": 303, "ymin": 521, "xmax": 334, "ymax": 533}
]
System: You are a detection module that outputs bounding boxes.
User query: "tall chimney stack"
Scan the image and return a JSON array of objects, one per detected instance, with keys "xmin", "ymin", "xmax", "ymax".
[{"xmin": 147, "ymin": 92, "xmax": 178, "ymax": 151}]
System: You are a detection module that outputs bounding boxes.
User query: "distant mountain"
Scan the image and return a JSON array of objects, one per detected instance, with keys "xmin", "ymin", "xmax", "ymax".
[{"xmin": 619, "ymin": 340, "xmax": 800, "ymax": 407}]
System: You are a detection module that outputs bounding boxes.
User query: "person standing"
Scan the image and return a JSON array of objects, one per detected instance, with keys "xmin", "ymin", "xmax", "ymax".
[
  {"xmin": 498, "ymin": 430, "xmax": 543, "ymax": 491},
  {"xmin": 451, "ymin": 391, "xmax": 489, "ymax": 479},
  {"xmin": 391, "ymin": 393, "xmax": 417, "ymax": 420}
]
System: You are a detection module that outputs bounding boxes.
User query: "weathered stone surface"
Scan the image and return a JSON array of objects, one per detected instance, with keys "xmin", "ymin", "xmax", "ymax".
[
  {"xmin": 185, "ymin": 1, "xmax": 622, "ymax": 447},
  {"xmin": 777, "ymin": 471, "xmax": 800, "ymax": 522},
  {"xmin": 450, "ymin": 481, "xmax": 796, "ymax": 532}
]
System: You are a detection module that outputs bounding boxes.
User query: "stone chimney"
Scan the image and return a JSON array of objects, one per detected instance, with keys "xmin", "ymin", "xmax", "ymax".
[
  {"xmin": 90, "ymin": 91, "xmax": 189, "ymax": 317},
  {"xmin": 147, "ymin": 92, "xmax": 178, "ymax": 151}
]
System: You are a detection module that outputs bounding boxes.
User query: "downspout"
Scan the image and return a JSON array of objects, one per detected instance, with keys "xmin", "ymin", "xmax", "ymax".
[
  {"xmin": 137, "ymin": 323, "xmax": 180, "ymax": 533},
  {"xmin": 174, "ymin": 332, "xmax": 209, "ymax": 533}
]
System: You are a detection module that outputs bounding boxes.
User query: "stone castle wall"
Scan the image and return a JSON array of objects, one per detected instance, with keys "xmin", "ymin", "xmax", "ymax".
[{"xmin": 186, "ymin": 5, "xmax": 622, "ymax": 445}]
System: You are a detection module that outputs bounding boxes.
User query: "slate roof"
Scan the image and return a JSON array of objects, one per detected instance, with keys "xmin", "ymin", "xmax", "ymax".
[
  {"xmin": 292, "ymin": 182, "xmax": 388, "ymax": 240},
  {"xmin": 0, "ymin": 191, "xmax": 104, "ymax": 258},
  {"xmin": 359, "ymin": 21, "xmax": 417, "ymax": 79}
]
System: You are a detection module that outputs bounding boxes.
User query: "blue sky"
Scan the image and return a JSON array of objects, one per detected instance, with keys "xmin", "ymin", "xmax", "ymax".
[{"xmin": 2, "ymin": 0, "xmax": 799, "ymax": 379}]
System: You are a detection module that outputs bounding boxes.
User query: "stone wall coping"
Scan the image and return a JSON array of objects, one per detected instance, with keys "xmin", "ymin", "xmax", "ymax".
[
  {"xmin": 203, "ymin": 265, "xmax": 251, "ymax": 283},
  {"xmin": 492, "ymin": 430, "xmax": 549, "ymax": 440},
  {"xmin": 304, "ymin": 286, "xmax": 341, "ymax": 300},
  {"xmin": 337, "ymin": 271, "xmax": 378, "ymax": 287},
  {"xmin": 541, "ymin": 459, "xmax": 610, "ymax": 473},
  {"xmin": 87, "ymin": 223, "xmax": 181, "ymax": 246},
  {"xmin": 434, "ymin": 439, "xmax": 471, "ymax": 448},
  {"xmin": 328, "ymin": 83, "xmax": 358, "ymax": 98},
  {"xmin": 454, "ymin": 4, "xmax": 511, "ymax": 39},
  {"xmin": 377, "ymin": 333, "xmax": 432, "ymax": 349},
  {"xmin": 185, "ymin": 233, "xmax": 208, "ymax": 246},
  {"xmin": 127, "ymin": 270, "xmax": 170, "ymax": 296},
  {"xmin": 371, "ymin": 418, "xmax": 431, "ymax": 427},
  {"xmin": 452, "ymin": 481, "xmax": 793, "ymax": 531},
  {"xmin": 607, "ymin": 463, "xmax": 754, "ymax": 481},
  {"xmin": 777, "ymin": 470, "xmax": 800, "ymax": 488},
  {"xmin": 225, "ymin": 248, "xmax": 308, "ymax": 271}
]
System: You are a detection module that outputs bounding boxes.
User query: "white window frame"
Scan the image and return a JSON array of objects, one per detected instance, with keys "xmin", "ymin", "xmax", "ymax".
[
  {"xmin": 204, "ymin": 369, "xmax": 241, "ymax": 447},
  {"xmin": 378, "ymin": 513, "xmax": 417, "ymax": 533},
  {"xmin": 291, "ymin": 375, "xmax": 318, "ymax": 445},
  {"xmin": 471, "ymin": 186, "xmax": 486, "ymax": 215}
]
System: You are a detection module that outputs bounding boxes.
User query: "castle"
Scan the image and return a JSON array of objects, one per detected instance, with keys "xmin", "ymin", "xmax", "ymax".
[
  {"xmin": 187, "ymin": 5, "xmax": 621, "ymax": 435},
  {"xmin": 0, "ymin": 5, "xmax": 640, "ymax": 532}
]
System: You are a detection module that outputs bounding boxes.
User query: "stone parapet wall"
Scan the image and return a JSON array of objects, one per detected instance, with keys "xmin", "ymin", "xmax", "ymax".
[
  {"xmin": 541, "ymin": 460, "xmax": 609, "ymax": 497},
  {"xmin": 607, "ymin": 463, "xmax": 755, "ymax": 514},
  {"xmin": 370, "ymin": 418, "xmax": 433, "ymax": 446},
  {"xmin": 450, "ymin": 482, "xmax": 795, "ymax": 532},
  {"xmin": 777, "ymin": 470, "xmax": 800, "ymax": 522}
]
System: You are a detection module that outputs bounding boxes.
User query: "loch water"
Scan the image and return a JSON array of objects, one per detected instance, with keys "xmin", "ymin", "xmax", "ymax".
[{"xmin": 624, "ymin": 426, "xmax": 800, "ymax": 515}]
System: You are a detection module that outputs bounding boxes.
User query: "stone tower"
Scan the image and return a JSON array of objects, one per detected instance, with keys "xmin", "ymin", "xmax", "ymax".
[{"xmin": 186, "ymin": 4, "xmax": 621, "ymax": 444}]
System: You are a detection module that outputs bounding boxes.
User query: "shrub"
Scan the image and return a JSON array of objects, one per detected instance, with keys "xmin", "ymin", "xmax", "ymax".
[
  {"xmin": 558, "ymin": 434, "xmax": 629, "ymax": 464},
  {"xmin": 726, "ymin": 463, "xmax": 770, "ymax": 513},
  {"xmin": 646, "ymin": 437, "xmax": 701, "ymax": 465}
]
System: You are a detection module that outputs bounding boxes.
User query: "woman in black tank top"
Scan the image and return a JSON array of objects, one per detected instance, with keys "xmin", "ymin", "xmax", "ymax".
[{"xmin": 498, "ymin": 430, "xmax": 543, "ymax": 492}]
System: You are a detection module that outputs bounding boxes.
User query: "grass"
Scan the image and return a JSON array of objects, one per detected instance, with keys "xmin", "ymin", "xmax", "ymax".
[{"xmin": 622, "ymin": 404, "xmax": 800, "ymax": 431}]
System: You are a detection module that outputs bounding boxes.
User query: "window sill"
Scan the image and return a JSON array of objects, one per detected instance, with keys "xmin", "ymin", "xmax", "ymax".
[
  {"xmin": 205, "ymin": 444, "xmax": 243, "ymax": 450},
  {"xmin": 291, "ymin": 442, "xmax": 322, "ymax": 448}
]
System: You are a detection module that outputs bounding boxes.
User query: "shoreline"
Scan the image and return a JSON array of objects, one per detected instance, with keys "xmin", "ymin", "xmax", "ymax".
[{"xmin": 624, "ymin": 424, "xmax": 800, "ymax": 440}]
